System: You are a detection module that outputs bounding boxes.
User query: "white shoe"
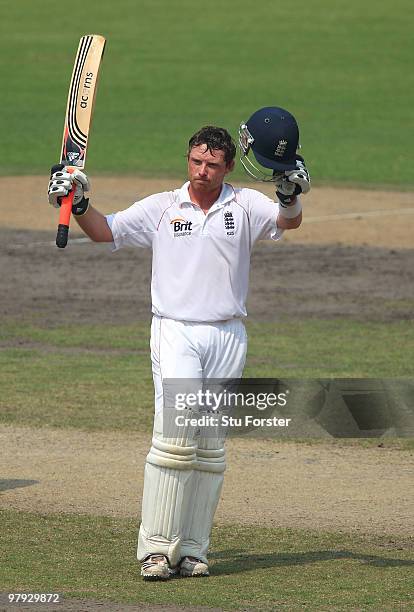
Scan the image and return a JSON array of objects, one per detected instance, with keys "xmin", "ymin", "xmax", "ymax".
[
  {"xmin": 141, "ymin": 554, "xmax": 174, "ymax": 581},
  {"xmin": 179, "ymin": 556, "xmax": 209, "ymax": 577}
]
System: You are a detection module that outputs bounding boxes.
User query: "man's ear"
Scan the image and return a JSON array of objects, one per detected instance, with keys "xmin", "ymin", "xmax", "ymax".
[{"xmin": 226, "ymin": 159, "xmax": 235, "ymax": 174}]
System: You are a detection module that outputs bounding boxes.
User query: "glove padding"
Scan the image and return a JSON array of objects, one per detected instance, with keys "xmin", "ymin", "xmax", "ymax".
[
  {"xmin": 48, "ymin": 164, "xmax": 90, "ymax": 215},
  {"xmin": 274, "ymin": 156, "xmax": 311, "ymax": 205}
]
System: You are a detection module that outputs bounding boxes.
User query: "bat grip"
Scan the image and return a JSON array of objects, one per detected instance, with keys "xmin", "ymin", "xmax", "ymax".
[{"xmin": 56, "ymin": 169, "xmax": 75, "ymax": 248}]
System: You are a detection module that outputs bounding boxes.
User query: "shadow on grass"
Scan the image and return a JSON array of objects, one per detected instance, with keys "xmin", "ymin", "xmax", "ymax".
[{"xmin": 209, "ymin": 549, "xmax": 414, "ymax": 575}]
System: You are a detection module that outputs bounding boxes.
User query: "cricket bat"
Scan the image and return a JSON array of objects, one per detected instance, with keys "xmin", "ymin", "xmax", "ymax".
[{"xmin": 56, "ymin": 34, "xmax": 106, "ymax": 248}]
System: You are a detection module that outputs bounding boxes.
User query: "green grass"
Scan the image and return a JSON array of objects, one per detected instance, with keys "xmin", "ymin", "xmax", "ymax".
[
  {"xmin": 1, "ymin": 510, "xmax": 412, "ymax": 610},
  {"xmin": 245, "ymin": 319, "xmax": 414, "ymax": 377},
  {"xmin": 0, "ymin": 321, "xmax": 148, "ymax": 351},
  {"xmin": 0, "ymin": 0, "xmax": 413, "ymax": 185},
  {"xmin": 0, "ymin": 349, "xmax": 154, "ymax": 431},
  {"xmin": 0, "ymin": 319, "xmax": 413, "ymax": 432}
]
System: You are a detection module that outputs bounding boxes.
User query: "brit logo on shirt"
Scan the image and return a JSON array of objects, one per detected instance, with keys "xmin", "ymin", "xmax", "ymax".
[
  {"xmin": 224, "ymin": 210, "xmax": 235, "ymax": 235},
  {"xmin": 170, "ymin": 217, "xmax": 193, "ymax": 237}
]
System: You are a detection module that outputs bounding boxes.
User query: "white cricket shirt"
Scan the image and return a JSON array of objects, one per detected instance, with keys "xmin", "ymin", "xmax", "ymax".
[{"xmin": 107, "ymin": 182, "xmax": 283, "ymax": 322}]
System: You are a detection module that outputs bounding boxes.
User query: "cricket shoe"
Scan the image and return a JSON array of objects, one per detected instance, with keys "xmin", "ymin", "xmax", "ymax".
[
  {"xmin": 141, "ymin": 554, "xmax": 177, "ymax": 581},
  {"xmin": 179, "ymin": 556, "xmax": 210, "ymax": 578}
]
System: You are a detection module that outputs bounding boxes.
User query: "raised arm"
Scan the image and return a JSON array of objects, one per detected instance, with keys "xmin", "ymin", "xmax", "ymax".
[
  {"xmin": 274, "ymin": 156, "xmax": 310, "ymax": 231},
  {"xmin": 48, "ymin": 164, "xmax": 113, "ymax": 242},
  {"xmin": 73, "ymin": 205, "xmax": 113, "ymax": 242},
  {"xmin": 277, "ymin": 208, "xmax": 302, "ymax": 230}
]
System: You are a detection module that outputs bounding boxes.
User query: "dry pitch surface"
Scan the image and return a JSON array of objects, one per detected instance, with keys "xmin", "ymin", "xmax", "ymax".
[{"xmin": 1, "ymin": 178, "xmax": 413, "ymax": 555}]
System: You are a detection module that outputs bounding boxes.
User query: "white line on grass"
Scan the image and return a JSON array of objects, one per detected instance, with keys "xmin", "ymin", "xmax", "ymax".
[{"xmin": 302, "ymin": 207, "xmax": 414, "ymax": 223}]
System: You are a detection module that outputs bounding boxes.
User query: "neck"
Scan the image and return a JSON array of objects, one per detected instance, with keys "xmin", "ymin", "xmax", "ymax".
[{"xmin": 188, "ymin": 183, "xmax": 223, "ymax": 211}]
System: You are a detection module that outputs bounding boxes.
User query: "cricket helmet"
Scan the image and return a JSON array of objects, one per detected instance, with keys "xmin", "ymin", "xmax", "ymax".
[{"xmin": 239, "ymin": 106, "xmax": 300, "ymax": 181}]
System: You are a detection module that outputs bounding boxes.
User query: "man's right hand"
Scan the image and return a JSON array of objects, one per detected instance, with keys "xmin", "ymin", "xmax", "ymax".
[{"xmin": 48, "ymin": 164, "xmax": 91, "ymax": 215}]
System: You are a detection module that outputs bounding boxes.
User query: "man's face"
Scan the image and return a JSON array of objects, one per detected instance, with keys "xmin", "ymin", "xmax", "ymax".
[{"xmin": 187, "ymin": 144, "xmax": 234, "ymax": 192}]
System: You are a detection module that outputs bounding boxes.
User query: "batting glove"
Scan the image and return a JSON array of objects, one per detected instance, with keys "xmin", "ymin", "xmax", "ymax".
[
  {"xmin": 48, "ymin": 164, "xmax": 90, "ymax": 215},
  {"xmin": 274, "ymin": 156, "xmax": 311, "ymax": 205}
]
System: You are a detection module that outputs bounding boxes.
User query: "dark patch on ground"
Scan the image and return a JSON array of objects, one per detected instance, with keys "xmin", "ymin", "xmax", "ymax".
[
  {"xmin": 0, "ymin": 479, "xmax": 39, "ymax": 492},
  {"xmin": 1, "ymin": 228, "xmax": 413, "ymax": 325}
]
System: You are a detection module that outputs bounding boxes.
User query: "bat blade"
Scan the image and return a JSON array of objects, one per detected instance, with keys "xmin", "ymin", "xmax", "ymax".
[
  {"xmin": 56, "ymin": 34, "xmax": 106, "ymax": 248},
  {"xmin": 60, "ymin": 34, "xmax": 106, "ymax": 169}
]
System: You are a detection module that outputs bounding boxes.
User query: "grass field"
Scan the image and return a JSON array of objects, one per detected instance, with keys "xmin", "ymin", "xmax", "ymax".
[
  {"xmin": 1, "ymin": 510, "xmax": 413, "ymax": 610},
  {"xmin": 1, "ymin": 0, "xmax": 414, "ymax": 185},
  {"xmin": 1, "ymin": 1, "xmax": 413, "ymax": 609}
]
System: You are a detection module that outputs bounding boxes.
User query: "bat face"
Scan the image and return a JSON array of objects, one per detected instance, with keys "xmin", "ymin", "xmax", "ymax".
[{"xmin": 60, "ymin": 34, "xmax": 106, "ymax": 169}]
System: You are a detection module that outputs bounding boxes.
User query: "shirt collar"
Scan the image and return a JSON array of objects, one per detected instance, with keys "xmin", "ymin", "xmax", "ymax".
[{"xmin": 177, "ymin": 181, "xmax": 235, "ymax": 209}]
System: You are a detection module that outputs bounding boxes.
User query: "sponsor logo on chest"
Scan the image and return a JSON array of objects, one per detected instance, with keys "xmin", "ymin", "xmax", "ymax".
[{"xmin": 170, "ymin": 217, "xmax": 193, "ymax": 237}]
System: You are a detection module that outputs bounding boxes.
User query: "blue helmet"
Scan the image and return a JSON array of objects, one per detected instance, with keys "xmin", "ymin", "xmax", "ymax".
[{"xmin": 239, "ymin": 106, "xmax": 300, "ymax": 181}]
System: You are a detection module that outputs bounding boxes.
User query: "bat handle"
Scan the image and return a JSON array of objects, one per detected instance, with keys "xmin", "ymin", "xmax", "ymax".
[{"xmin": 56, "ymin": 168, "xmax": 75, "ymax": 248}]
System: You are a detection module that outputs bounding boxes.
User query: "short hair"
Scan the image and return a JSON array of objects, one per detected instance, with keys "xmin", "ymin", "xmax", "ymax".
[{"xmin": 188, "ymin": 126, "xmax": 236, "ymax": 165}]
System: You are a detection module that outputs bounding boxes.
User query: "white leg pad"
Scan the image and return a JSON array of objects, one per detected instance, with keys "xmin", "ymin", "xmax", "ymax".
[
  {"xmin": 137, "ymin": 438, "xmax": 197, "ymax": 567},
  {"xmin": 180, "ymin": 446, "xmax": 226, "ymax": 563},
  {"xmin": 195, "ymin": 447, "xmax": 226, "ymax": 473},
  {"xmin": 147, "ymin": 437, "xmax": 197, "ymax": 470}
]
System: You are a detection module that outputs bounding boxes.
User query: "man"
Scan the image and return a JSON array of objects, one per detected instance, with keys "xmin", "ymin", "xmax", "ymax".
[{"xmin": 48, "ymin": 107, "xmax": 310, "ymax": 580}]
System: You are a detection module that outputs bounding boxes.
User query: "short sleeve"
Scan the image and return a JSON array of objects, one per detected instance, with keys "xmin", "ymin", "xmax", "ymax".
[
  {"xmin": 241, "ymin": 188, "xmax": 284, "ymax": 244},
  {"xmin": 109, "ymin": 193, "xmax": 170, "ymax": 250}
]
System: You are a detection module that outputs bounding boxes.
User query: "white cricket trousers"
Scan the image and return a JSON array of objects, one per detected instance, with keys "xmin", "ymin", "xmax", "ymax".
[{"xmin": 137, "ymin": 316, "xmax": 247, "ymax": 567}]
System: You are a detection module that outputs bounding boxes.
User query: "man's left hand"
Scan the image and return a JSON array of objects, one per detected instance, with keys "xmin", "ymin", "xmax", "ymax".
[{"xmin": 274, "ymin": 156, "xmax": 311, "ymax": 205}]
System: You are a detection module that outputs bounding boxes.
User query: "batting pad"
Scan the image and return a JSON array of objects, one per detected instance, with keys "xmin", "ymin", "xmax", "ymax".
[
  {"xmin": 146, "ymin": 437, "xmax": 197, "ymax": 470},
  {"xmin": 180, "ymin": 446, "xmax": 226, "ymax": 563},
  {"xmin": 195, "ymin": 446, "xmax": 226, "ymax": 473},
  {"xmin": 137, "ymin": 438, "xmax": 197, "ymax": 567}
]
